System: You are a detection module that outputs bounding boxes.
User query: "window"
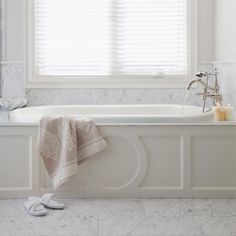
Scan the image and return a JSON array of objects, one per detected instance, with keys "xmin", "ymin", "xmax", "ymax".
[{"xmin": 26, "ymin": 0, "xmax": 196, "ymax": 88}]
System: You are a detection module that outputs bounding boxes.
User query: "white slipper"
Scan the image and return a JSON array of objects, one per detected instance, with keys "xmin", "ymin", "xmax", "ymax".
[
  {"xmin": 24, "ymin": 196, "xmax": 47, "ymax": 216},
  {"xmin": 40, "ymin": 193, "xmax": 65, "ymax": 210}
]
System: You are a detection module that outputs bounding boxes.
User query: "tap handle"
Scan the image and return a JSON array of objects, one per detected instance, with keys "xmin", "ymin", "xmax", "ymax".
[{"xmin": 195, "ymin": 72, "xmax": 207, "ymax": 78}]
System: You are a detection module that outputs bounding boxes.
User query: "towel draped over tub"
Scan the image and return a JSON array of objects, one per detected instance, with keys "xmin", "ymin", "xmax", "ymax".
[{"xmin": 37, "ymin": 117, "xmax": 107, "ymax": 189}]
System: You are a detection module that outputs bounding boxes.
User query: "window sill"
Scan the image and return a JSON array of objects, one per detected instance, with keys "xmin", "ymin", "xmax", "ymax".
[{"xmin": 25, "ymin": 77, "xmax": 190, "ymax": 89}]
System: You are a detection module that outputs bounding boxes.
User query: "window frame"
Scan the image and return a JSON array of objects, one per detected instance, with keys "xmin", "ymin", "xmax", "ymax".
[{"xmin": 25, "ymin": 0, "xmax": 197, "ymax": 88}]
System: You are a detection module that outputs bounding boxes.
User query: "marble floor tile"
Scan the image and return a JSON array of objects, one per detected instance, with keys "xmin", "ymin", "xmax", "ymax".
[
  {"xmin": 97, "ymin": 200, "xmax": 145, "ymax": 236},
  {"xmin": 1, "ymin": 199, "xmax": 236, "ymax": 236}
]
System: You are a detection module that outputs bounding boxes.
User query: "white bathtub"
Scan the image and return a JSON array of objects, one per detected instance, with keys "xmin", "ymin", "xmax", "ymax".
[
  {"xmin": 9, "ymin": 104, "xmax": 214, "ymax": 123},
  {"xmin": 1, "ymin": 104, "xmax": 236, "ymax": 199}
]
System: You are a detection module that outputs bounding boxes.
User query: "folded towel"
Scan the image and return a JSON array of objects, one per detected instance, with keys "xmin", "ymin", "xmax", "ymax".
[
  {"xmin": 37, "ymin": 116, "xmax": 107, "ymax": 189},
  {"xmin": 0, "ymin": 98, "xmax": 27, "ymax": 111}
]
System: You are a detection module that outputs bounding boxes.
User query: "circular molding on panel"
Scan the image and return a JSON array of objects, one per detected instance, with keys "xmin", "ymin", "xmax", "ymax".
[{"xmin": 85, "ymin": 135, "xmax": 141, "ymax": 190}]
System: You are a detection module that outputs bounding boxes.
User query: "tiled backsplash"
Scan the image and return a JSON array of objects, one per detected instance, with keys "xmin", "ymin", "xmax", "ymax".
[
  {"xmin": 0, "ymin": 62, "xmax": 218, "ymax": 107},
  {"xmin": 214, "ymin": 63, "xmax": 236, "ymax": 107},
  {"xmin": 1, "ymin": 61, "xmax": 235, "ymax": 108},
  {"xmin": 26, "ymin": 88, "xmax": 196, "ymax": 106},
  {"xmin": 0, "ymin": 63, "xmax": 25, "ymax": 99}
]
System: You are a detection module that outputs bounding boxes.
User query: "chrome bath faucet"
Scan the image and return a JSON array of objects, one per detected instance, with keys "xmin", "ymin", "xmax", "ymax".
[{"xmin": 187, "ymin": 69, "xmax": 223, "ymax": 113}]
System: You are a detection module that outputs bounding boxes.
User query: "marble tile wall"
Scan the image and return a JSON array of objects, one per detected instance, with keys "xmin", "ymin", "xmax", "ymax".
[
  {"xmin": 1, "ymin": 57, "xmax": 235, "ymax": 109},
  {"xmin": 0, "ymin": 62, "xmax": 217, "ymax": 107},
  {"xmin": 214, "ymin": 63, "xmax": 236, "ymax": 107},
  {"xmin": 0, "ymin": 63, "xmax": 25, "ymax": 99},
  {"xmin": 26, "ymin": 87, "xmax": 196, "ymax": 106}
]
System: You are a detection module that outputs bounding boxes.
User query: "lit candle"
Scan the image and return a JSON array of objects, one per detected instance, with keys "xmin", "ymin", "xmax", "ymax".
[
  {"xmin": 213, "ymin": 104, "xmax": 225, "ymax": 121},
  {"xmin": 224, "ymin": 104, "xmax": 234, "ymax": 121}
]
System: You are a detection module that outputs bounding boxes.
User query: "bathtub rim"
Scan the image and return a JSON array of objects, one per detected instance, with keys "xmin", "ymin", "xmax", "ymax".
[{"xmin": 7, "ymin": 104, "xmax": 216, "ymax": 124}]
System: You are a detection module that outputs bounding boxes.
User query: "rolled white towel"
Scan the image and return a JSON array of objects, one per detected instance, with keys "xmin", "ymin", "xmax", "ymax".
[{"xmin": 0, "ymin": 98, "xmax": 27, "ymax": 111}]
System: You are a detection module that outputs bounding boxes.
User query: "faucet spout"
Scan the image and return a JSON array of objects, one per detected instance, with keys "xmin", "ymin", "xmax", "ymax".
[{"xmin": 187, "ymin": 79, "xmax": 206, "ymax": 90}]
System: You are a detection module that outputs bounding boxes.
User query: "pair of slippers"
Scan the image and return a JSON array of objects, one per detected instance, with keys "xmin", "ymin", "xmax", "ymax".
[{"xmin": 24, "ymin": 193, "xmax": 64, "ymax": 216}]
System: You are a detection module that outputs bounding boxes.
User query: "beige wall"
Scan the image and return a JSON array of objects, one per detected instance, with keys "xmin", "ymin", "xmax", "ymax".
[
  {"xmin": 197, "ymin": 0, "xmax": 215, "ymax": 62},
  {"xmin": 215, "ymin": 0, "xmax": 236, "ymax": 61}
]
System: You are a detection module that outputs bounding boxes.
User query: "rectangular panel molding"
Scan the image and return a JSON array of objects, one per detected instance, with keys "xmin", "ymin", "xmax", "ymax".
[{"xmin": 0, "ymin": 125, "xmax": 236, "ymax": 198}]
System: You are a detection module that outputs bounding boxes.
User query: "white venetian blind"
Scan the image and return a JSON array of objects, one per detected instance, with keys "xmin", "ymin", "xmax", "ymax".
[{"xmin": 34, "ymin": 0, "xmax": 188, "ymax": 77}]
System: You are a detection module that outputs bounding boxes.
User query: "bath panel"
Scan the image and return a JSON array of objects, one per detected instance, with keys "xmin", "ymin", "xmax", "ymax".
[{"xmin": 0, "ymin": 123, "xmax": 235, "ymax": 198}]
